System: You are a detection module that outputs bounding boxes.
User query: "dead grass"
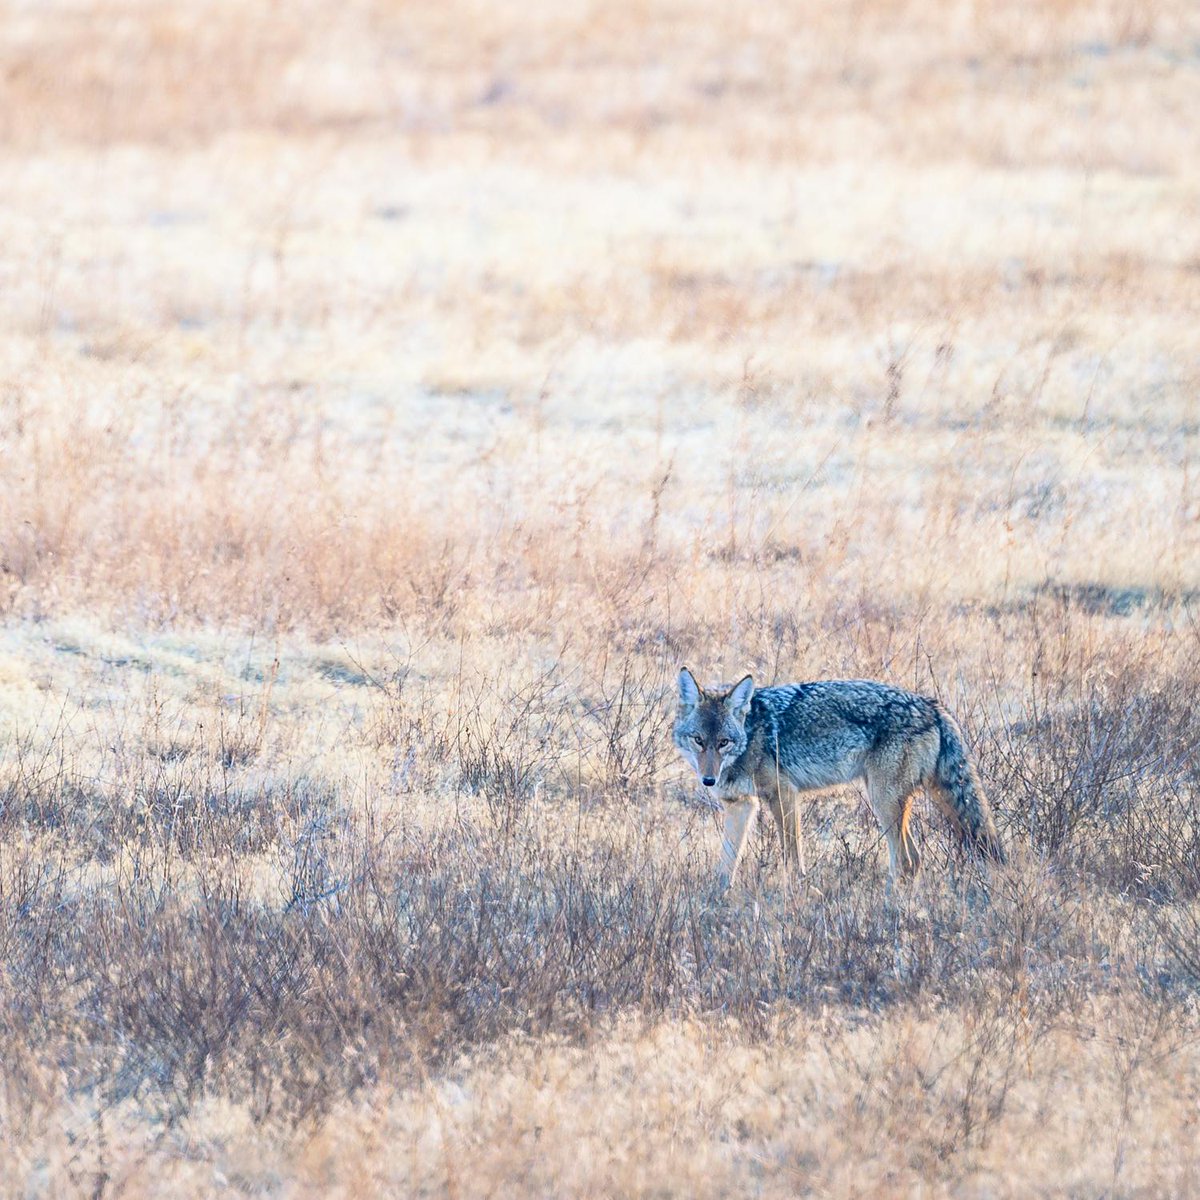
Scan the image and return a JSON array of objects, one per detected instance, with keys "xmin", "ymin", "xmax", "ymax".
[{"xmin": 1, "ymin": 0, "xmax": 1199, "ymax": 1195}]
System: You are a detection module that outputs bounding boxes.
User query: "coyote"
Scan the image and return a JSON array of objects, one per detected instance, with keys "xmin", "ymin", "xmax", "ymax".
[{"xmin": 673, "ymin": 668, "xmax": 1004, "ymax": 888}]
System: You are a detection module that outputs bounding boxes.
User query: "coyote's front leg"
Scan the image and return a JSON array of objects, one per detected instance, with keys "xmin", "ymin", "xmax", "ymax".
[
  {"xmin": 763, "ymin": 779, "xmax": 803, "ymax": 876},
  {"xmin": 718, "ymin": 798, "xmax": 759, "ymax": 889}
]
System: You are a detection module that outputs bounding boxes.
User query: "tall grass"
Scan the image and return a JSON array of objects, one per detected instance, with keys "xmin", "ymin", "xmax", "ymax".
[{"xmin": 2, "ymin": 0, "xmax": 1200, "ymax": 1193}]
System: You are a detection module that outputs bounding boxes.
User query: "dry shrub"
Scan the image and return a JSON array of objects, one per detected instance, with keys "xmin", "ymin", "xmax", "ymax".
[
  {"xmin": 2, "ymin": 0, "xmax": 1200, "ymax": 1192},
  {"xmin": 3, "ymin": 631, "xmax": 1197, "ymax": 1143}
]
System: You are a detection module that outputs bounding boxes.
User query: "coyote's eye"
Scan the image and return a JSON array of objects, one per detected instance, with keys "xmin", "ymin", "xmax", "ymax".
[
  {"xmin": 717, "ymin": 738, "xmax": 733, "ymax": 751},
  {"xmin": 690, "ymin": 735, "xmax": 705, "ymax": 749}
]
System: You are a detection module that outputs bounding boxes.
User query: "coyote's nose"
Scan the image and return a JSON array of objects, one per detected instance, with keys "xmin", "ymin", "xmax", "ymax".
[{"xmin": 701, "ymin": 775, "xmax": 716, "ymax": 787}]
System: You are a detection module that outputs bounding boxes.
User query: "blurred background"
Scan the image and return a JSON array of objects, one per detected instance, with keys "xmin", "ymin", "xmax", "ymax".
[
  {"xmin": 2, "ymin": 3, "xmax": 1200, "ymax": 1195},
  {"xmin": 1, "ymin": 0, "xmax": 1196, "ymax": 637}
]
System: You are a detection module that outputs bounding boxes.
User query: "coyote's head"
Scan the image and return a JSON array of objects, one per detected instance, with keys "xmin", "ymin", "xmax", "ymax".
[{"xmin": 673, "ymin": 667, "xmax": 754, "ymax": 789}]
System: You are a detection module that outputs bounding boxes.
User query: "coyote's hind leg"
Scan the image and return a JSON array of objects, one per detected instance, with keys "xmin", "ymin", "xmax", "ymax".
[{"xmin": 866, "ymin": 734, "xmax": 936, "ymax": 880}]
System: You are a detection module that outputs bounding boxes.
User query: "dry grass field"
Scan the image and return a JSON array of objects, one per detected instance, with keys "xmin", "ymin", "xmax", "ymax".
[{"xmin": 2, "ymin": 0, "xmax": 1200, "ymax": 1195}]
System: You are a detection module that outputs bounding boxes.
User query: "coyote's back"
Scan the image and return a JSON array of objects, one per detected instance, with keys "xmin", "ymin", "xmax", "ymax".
[{"xmin": 673, "ymin": 668, "xmax": 1004, "ymax": 887}]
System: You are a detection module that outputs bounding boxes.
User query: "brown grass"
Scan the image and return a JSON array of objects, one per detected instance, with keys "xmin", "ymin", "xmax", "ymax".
[{"xmin": 2, "ymin": 0, "xmax": 1200, "ymax": 1195}]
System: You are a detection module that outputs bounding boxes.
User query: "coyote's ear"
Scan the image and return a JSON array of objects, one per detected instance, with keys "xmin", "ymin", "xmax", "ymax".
[
  {"xmin": 677, "ymin": 667, "xmax": 701, "ymax": 707},
  {"xmin": 725, "ymin": 674, "xmax": 754, "ymax": 719}
]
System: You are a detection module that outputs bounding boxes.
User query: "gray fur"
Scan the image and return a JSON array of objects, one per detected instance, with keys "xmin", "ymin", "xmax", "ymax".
[{"xmin": 674, "ymin": 672, "xmax": 1005, "ymax": 886}]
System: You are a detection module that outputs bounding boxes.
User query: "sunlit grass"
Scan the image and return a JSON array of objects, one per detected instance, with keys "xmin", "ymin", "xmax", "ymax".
[{"xmin": 1, "ymin": 0, "xmax": 1199, "ymax": 1195}]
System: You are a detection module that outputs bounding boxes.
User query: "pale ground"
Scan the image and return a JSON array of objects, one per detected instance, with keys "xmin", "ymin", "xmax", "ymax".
[{"xmin": 1, "ymin": 0, "xmax": 1199, "ymax": 1196}]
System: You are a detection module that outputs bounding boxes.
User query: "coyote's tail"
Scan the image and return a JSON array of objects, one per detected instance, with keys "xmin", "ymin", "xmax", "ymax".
[{"xmin": 932, "ymin": 705, "xmax": 1005, "ymax": 864}]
